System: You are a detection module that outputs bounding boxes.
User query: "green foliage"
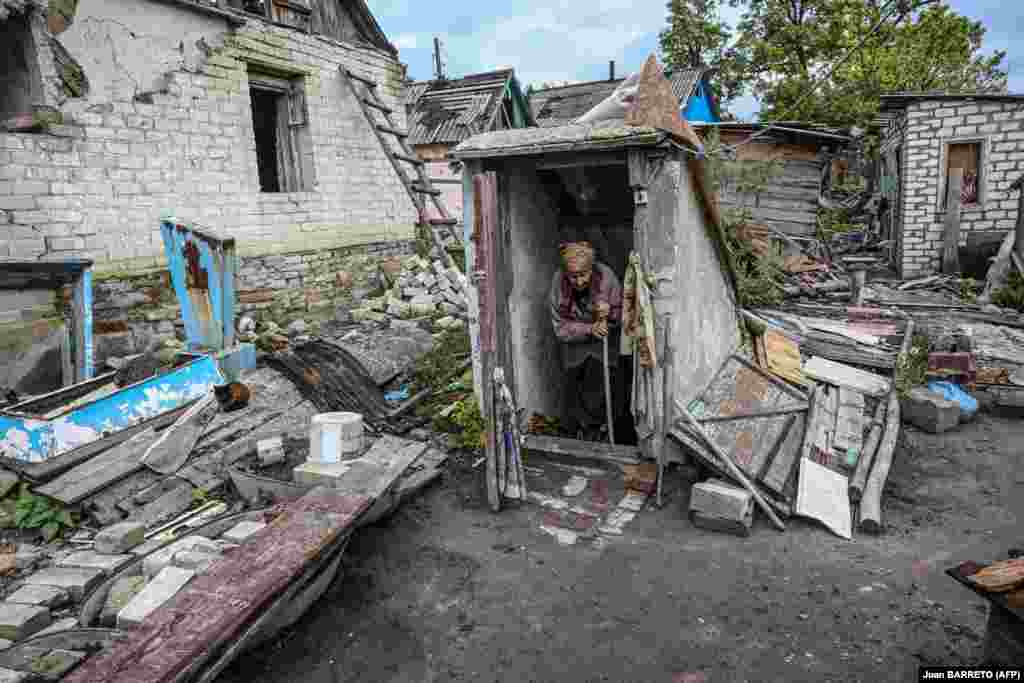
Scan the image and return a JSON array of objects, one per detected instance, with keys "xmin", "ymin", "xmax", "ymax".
[
  {"xmin": 666, "ymin": 1, "xmax": 1008, "ymax": 129},
  {"xmin": 895, "ymin": 332, "xmax": 931, "ymax": 398},
  {"xmin": 959, "ymin": 277, "xmax": 981, "ymax": 303},
  {"xmin": 992, "ymin": 271, "xmax": 1024, "ymax": 311},
  {"xmin": 14, "ymin": 485, "xmax": 76, "ymax": 542},
  {"xmin": 411, "ymin": 325, "xmax": 471, "ymax": 394},
  {"xmin": 435, "ymin": 396, "xmax": 486, "ymax": 451},
  {"xmin": 817, "ymin": 206, "xmax": 857, "ymax": 242}
]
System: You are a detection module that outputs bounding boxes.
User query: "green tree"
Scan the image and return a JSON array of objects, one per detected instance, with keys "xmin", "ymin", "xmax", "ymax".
[
  {"xmin": 727, "ymin": 0, "xmax": 1008, "ymax": 128},
  {"xmin": 659, "ymin": 0, "xmax": 745, "ymax": 104}
]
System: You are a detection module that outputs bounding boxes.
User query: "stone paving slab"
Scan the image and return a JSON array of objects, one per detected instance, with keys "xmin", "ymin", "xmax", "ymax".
[
  {"xmin": 0, "ymin": 604, "xmax": 51, "ymax": 641},
  {"xmin": 56, "ymin": 551, "xmax": 134, "ymax": 575},
  {"xmin": 0, "ymin": 666, "xmax": 27, "ymax": 682},
  {"xmin": 117, "ymin": 567, "xmax": 195, "ymax": 630},
  {"xmin": 4, "ymin": 586, "xmax": 67, "ymax": 609},
  {"xmin": 22, "ymin": 568, "xmax": 104, "ymax": 602},
  {"xmin": 94, "ymin": 523, "xmax": 146, "ymax": 555}
]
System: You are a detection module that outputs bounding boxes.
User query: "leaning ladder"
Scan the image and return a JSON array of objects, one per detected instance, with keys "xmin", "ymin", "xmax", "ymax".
[{"xmin": 339, "ymin": 68, "xmax": 461, "ymax": 270}]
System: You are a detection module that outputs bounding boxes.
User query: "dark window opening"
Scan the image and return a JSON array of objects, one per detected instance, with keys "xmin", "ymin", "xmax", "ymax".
[
  {"xmin": 0, "ymin": 13, "xmax": 43, "ymax": 121},
  {"xmin": 251, "ymin": 88, "xmax": 282, "ymax": 193},
  {"xmin": 946, "ymin": 141, "xmax": 982, "ymax": 207}
]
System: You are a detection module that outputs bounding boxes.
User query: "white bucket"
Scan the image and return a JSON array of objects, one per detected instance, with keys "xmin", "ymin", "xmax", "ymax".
[{"xmin": 309, "ymin": 412, "xmax": 363, "ymax": 464}]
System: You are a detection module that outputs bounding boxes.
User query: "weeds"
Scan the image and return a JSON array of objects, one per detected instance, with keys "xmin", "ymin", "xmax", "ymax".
[
  {"xmin": 895, "ymin": 332, "xmax": 932, "ymax": 398},
  {"xmin": 13, "ymin": 485, "xmax": 76, "ymax": 542},
  {"xmin": 992, "ymin": 271, "xmax": 1024, "ymax": 311}
]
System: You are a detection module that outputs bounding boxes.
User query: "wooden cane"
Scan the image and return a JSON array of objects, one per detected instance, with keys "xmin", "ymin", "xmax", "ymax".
[{"xmin": 598, "ymin": 308, "xmax": 615, "ymax": 445}]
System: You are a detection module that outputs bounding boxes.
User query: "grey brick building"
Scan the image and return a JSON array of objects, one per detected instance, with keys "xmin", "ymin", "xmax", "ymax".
[{"xmin": 878, "ymin": 93, "xmax": 1024, "ymax": 277}]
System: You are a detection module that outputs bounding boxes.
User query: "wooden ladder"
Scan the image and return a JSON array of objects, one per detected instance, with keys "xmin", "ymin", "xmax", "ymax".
[{"xmin": 340, "ymin": 68, "xmax": 461, "ymax": 270}]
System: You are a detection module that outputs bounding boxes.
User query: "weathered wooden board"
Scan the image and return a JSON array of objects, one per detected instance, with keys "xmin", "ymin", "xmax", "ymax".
[
  {"xmin": 689, "ymin": 355, "xmax": 806, "ymax": 480},
  {"xmin": 125, "ymin": 478, "xmax": 195, "ymax": 529},
  {"xmin": 63, "ymin": 487, "xmax": 372, "ymax": 683},
  {"xmin": 521, "ymin": 434, "xmax": 642, "ymax": 465},
  {"xmin": 82, "ymin": 469, "xmax": 163, "ymax": 526},
  {"xmin": 36, "ymin": 428, "xmax": 159, "ymax": 504},
  {"xmin": 141, "ymin": 392, "xmax": 220, "ymax": 475},
  {"xmin": 761, "ymin": 412, "xmax": 804, "ymax": 498},
  {"xmin": 832, "ymin": 387, "xmax": 864, "ymax": 458},
  {"xmin": 803, "ymin": 356, "xmax": 891, "ymax": 397},
  {"xmin": 329, "ymin": 435, "xmax": 429, "ymax": 501}
]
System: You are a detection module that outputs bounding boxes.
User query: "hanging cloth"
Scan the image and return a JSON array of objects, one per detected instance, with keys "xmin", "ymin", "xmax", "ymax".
[{"xmin": 620, "ymin": 251, "xmax": 657, "ymax": 367}]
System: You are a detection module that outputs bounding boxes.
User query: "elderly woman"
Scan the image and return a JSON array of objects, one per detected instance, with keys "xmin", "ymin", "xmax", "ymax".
[{"xmin": 549, "ymin": 241, "xmax": 623, "ymax": 441}]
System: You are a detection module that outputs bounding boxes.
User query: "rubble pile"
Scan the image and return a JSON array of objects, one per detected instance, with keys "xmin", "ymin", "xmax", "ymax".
[{"xmin": 349, "ymin": 255, "xmax": 470, "ymax": 332}]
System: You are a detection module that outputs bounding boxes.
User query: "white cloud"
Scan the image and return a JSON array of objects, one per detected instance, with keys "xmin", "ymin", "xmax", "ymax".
[{"xmin": 392, "ymin": 33, "xmax": 418, "ymax": 50}]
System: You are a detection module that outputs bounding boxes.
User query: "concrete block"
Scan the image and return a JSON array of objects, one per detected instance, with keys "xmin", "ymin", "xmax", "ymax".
[
  {"xmin": 100, "ymin": 575, "xmax": 146, "ymax": 627},
  {"xmin": 4, "ymin": 586, "xmax": 67, "ymax": 609},
  {"xmin": 0, "ymin": 471, "xmax": 18, "ymax": 499},
  {"xmin": 0, "ymin": 667, "xmax": 27, "ymax": 682},
  {"xmin": 22, "ymin": 567, "xmax": 104, "ymax": 601},
  {"xmin": 171, "ymin": 550, "xmax": 220, "ymax": 574},
  {"xmin": 257, "ymin": 437, "xmax": 285, "ymax": 467},
  {"xmin": 292, "ymin": 461, "xmax": 351, "ymax": 488},
  {"xmin": 386, "ymin": 301, "xmax": 411, "ymax": 318},
  {"xmin": 117, "ymin": 566, "xmax": 195, "ymax": 630},
  {"xmin": 25, "ymin": 648, "xmax": 84, "ymax": 679},
  {"xmin": 142, "ymin": 536, "xmax": 222, "ymax": 580},
  {"xmin": 93, "ymin": 522, "xmax": 145, "ymax": 555},
  {"xmin": 56, "ymin": 550, "xmax": 133, "ymax": 575},
  {"xmin": 901, "ymin": 388, "xmax": 960, "ymax": 434},
  {"xmin": 221, "ymin": 521, "xmax": 267, "ymax": 543},
  {"xmin": 401, "ymin": 287, "xmax": 427, "ymax": 299},
  {"xmin": 0, "ymin": 641, "xmax": 11, "ymax": 651},
  {"xmin": 0, "ymin": 603, "xmax": 50, "ymax": 641},
  {"xmin": 415, "ymin": 272, "xmax": 436, "ymax": 289}
]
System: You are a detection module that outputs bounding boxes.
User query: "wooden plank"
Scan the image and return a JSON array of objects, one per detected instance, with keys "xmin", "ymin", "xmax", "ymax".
[
  {"xmin": 140, "ymin": 392, "xmax": 219, "ymax": 475},
  {"xmin": 521, "ymin": 433, "xmax": 642, "ymax": 466},
  {"xmin": 474, "ymin": 172, "xmax": 500, "ymax": 512},
  {"xmin": 64, "ymin": 487, "xmax": 371, "ymax": 683},
  {"xmin": 81, "ymin": 469, "xmax": 162, "ymax": 526},
  {"xmin": 762, "ymin": 330, "xmax": 805, "ymax": 386},
  {"xmin": 849, "ymin": 399, "xmax": 886, "ymax": 502},
  {"xmin": 942, "ymin": 167, "xmax": 963, "ymax": 275},
  {"xmin": 125, "ymin": 477, "xmax": 195, "ymax": 530},
  {"xmin": 761, "ymin": 411, "xmax": 804, "ymax": 497},
  {"xmin": 832, "ymin": 387, "xmax": 864, "ymax": 458},
  {"xmin": 35, "ymin": 428, "xmax": 159, "ymax": 504},
  {"xmin": 330, "ymin": 435, "xmax": 428, "ymax": 500},
  {"xmin": 802, "ymin": 356, "xmax": 890, "ymax": 397}
]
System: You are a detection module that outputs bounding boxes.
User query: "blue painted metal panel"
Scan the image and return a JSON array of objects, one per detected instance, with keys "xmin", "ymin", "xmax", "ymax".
[
  {"xmin": 159, "ymin": 217, "xmax": 237, "ymax": 354},
  {"xmin": 0, "ymin": 354, "xmax": 224, "ymax": 464},
  {"xmin": 72, "ymin": 267, "xmax": 94, "ymax": 382}
]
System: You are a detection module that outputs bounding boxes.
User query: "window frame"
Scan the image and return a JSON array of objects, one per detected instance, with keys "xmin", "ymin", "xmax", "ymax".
[
  {"xmin": 248, "ymin": 71, "xmax": 314, "ymax": 194},
  {"xmin": 938, "ymin": 136, "xmax": 987, "ymax": 212}
]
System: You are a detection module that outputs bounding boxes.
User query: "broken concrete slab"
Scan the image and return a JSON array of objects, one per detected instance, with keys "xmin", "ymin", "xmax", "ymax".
[
  {"xmin": 30, "ymin": 617, "xmax": 79, "ymax": 640},
  {"xmin": 0, "ymin": 666, "xmax": 27, "ymax": 682},
  {"xmin": 26, "ymin": 648, "xmax": 85, "ymax": 680},
  {"xmin": 93, "ymin": 522, "xmax": 145, "ymax": 555},
  {"xmin": 221, "ymin": 521, "xmax": 267, "ymax": 544},
  {"xmin": 22, "ymin": 567, "xmax": 104, "ymax": 601},
  {"xmin": 0, "ymin": 603, "xmax": 51, "ymax": 641},
  {"xmin": 171, "ymin": 551, "xmax": 220, "ymax": 574},
  {"xmin": 4, "ymin": 586, "xmax": 67, "ymax": 609},
  {"xmin": 117, "ymin": 566, "xmax": 195, "ymax": 630},
  {"xmin": 142, "ymin": 535, "xmax": 222, "ymax": 580},
  {"xmin": 256, "ymin": 437, "xmax": 285, "ymax": 467},
  {"xmin": 100, "ymin": 576, "xmax": 146, "ymax": 627},
  {"xmin": 292, "ymin": 461, "xmax": 351, "ymax": 488},
  {"xmin": 0, "ymin": 642, "xmax": 11, "ymax": 652},
  {"xmin": 56, "ymin": 550, "xmax": 133, "ymax": 575},
  {"xmin": 901, "ymin": 387, "xmax": 960, "ymax": 434},
  {"xmin": 387, "ymin": 301, "xmax": 412, "ymax": 318},
  {"xmin": 0, "ymin": 472, "xmax": 18, "ymax": 500}
]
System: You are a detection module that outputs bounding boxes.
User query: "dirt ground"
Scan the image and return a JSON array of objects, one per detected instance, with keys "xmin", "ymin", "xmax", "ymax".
[{"xmin": 217, "ymin": 412, "xmax": 1024, "ymax": 683}]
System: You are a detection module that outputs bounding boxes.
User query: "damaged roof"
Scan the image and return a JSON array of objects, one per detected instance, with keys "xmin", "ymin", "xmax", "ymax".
[
  {"xmin": 529, "ymin": 68, "xmax": 710, "ymax": 127},
  {"xmin": 693, "ymin": 121, "xmax": 852, "ymax": 144},
  {"xmin": 450, "ymin": 122, "xmax": 669, "ymax": 159},
  {"xmin": 405, "ymin": 69, "xmax": 533, "ymax": 146}
]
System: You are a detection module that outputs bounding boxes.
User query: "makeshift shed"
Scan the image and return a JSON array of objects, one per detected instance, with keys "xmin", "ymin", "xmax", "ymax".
[{"xmin": 452, "ymin": 122, "xmax": 741, "ymax": 471}]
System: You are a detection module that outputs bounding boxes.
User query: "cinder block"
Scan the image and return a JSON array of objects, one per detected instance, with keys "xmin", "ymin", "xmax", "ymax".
[
  {"xmin": 142, "ymin": 535, "xmax": 222, "ymax": 580},
  {"xmin": 901, "ymin": 388, "xmax": 960, "ymax": 434},
  {"xmin": 93, "ymin": 521, "xmax": 146, "ymax": 555},
  {"xmin": 0, "ymin": 603, "xmax": 51, "ymax": 641},
  {"xmin": 100, "ymin": 576, "xmax": 146, "ymax": 627},
  {"xmin": 292, "ymin": 461, "xmax": 351, "ymax": 488},
  {"xmin": 5, "ymin": 585, "xmax": 68, "ymax": 609},
  {"xmin": 221, "ymin": 521, "xmax": 267, "ymax": 543},
  {"xmin": 56, "ymin": 550, "xmax": 133, "ymax": 575},
  {"xmin": 22, "ymin": 567, "xmax": 104, "ymax": 601},
  {"xmin": 117, "ymin": 566, "xmax": 195, "ymax": 630}
]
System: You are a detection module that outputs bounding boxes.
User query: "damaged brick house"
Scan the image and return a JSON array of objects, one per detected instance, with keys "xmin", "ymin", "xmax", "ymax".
[
  {"xmin": 0, "ymin": 0, "xmax": 419, "ymax": 367},
  {"xmin": 878, "ymin": 92, "xmax": 1024, "ymax": 277}
]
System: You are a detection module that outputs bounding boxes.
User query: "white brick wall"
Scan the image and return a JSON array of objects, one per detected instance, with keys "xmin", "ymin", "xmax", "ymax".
[
  {"xmin": 0, "ymin": 7, "xmax": 418, "ymax": 270},
  {"xmin": 884, "ymin": 99, "xmax": 1024, "ymax": 277}
]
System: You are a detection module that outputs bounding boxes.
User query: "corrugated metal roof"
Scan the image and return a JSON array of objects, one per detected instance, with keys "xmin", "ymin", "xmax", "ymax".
[
  {"xmin": 406, "ymin": 70, "xmax": 514, "ymax": 145},
  {"xmin": 694, "ymin": 121, "xmax": 852, "ymax": 143},
  {"xmin": 529, "ymin": 79, "xmax": 624, "ymax": 128},
  {"xmin": 529, "ymin": 68, "xmax": 707, "ymax": 128}
]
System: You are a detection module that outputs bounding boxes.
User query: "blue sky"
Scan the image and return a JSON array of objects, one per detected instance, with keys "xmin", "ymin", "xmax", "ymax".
[{"xmin": 368, "ymin": 0, "xmax": 1022, "ymax": 121}]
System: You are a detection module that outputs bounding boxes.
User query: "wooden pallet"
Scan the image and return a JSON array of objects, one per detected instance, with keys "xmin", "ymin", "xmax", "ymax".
[{"xmin": 339, "ymin": 68, "xmax": 461, "ymax": 268}]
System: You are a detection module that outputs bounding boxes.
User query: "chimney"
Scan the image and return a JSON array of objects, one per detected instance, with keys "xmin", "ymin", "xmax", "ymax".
[{"xmin": 609, "ymin": 60, "xmax": 615, "ymax": 81}]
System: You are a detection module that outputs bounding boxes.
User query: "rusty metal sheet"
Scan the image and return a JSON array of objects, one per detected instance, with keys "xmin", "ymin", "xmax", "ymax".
[
  {"xmin": 63, "ymin": 488, "xmax": 371, "ymax": 683},
  {"xmin": 687, "ymin": 355, "xmax": 807, "ymax": 482}
]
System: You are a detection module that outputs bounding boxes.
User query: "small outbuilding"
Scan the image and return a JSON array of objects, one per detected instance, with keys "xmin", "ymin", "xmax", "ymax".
[{"xmin": 451, "ymin": 120, "xmax": 741, "ymax": 481}]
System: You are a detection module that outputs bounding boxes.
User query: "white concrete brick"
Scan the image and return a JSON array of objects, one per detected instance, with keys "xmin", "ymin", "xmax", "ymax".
[{"xmin": 117, "ymin": 567, "xmax": 195, "ymax": 630}]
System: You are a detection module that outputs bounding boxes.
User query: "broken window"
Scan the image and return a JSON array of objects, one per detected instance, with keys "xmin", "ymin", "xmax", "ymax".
[
  {"xmin": 945, "ymin": 141, "xmax": 982, "ymax": 207},
  {"xmin": 248, "ymin": 73, "xmax": 314, "ymax": 193},
  {"xmin": 0, "ymin": 12, "xmax": 44, "ymax": 122}
]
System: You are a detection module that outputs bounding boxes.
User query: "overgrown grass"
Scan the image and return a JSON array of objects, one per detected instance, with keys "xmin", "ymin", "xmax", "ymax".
[
  {"xmin": 959, "ymin": 277, "xmax": 981, "ymax": 303},
  {"xmin": 410, "ymin": 325, "xmax": 471, "ymax": 394},
  {"xmin": 722, "ymin": 210, "xmax": 786, "ymax": 308}
]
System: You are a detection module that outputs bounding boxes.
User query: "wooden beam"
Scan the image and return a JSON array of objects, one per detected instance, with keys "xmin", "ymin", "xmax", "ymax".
[
  {"xmin": 942, "ymin": 167, "xmax": 963, "ymax": 275},
  {"xmin": 521, "ymin": 433, "xmax": 643, "ymax": 466},
  {"xmin": 35, "ymin": 428, "xmax": 158, "ymax": 504},
  {"xmin": 849, "ymin": 399, "xmax": 885, "ymax": 502},
  {"xmin": 474, "ymin": 172, "xmax": 501, "ymax": 512}
]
